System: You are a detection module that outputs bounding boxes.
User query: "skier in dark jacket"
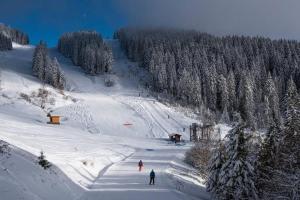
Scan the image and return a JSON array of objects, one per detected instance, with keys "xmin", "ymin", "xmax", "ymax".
[
  {"xmin": 138, "ymin": 160, "xmax": 143, "ymax": 171},
  {"xmin": 149, "ymin": 169, "xmax": 155, "ymax": 185}
]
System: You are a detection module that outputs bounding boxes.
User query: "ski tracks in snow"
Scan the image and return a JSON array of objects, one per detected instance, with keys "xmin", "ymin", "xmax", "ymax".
[
  {"xmin": 56, "ymin": 101, "xmax": 100, "ymax": 134},
  {"xmin": 78, "ymin": 148, "xmax": 204, "ymax": 200},
  {"xmin": 112, "ymin": 94, "xmax": 186, "ymax": 138}
]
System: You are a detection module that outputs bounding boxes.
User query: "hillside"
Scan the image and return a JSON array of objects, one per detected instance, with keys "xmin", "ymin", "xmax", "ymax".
[{"xmin": 0, "ymin": 41, "xmax": 214, "ymax": 199}]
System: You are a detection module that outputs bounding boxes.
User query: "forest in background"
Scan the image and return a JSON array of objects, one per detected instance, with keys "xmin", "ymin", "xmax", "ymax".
[
  {"xmin": 0, "ymin": 23, "xmax": 29, "ymax": 45},
  {"xmin": 58, "ymin": 31, "xmax": 113, "ymax": 75},
  {"xmin": 115, "ymin": 28, "xmax": 300, "ymax": 129}
]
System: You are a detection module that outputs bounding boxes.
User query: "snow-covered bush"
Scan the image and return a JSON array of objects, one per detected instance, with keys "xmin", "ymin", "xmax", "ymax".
[
  {"xmin": 0, "ymin": 140, "xmax": 10, "ymax": 155},
  {"xmin": 20, "ymin": 93, "xmax": 31, "ymax": 103},
  {"xmin": 185, "ymin": 141, "xmax": 214, "ymax": 178},
  {"xmin": 38, "ymin": 151, "xmax": 51, "ymax": 170},
  {"xmin": 104, "ymin": 76, "xmax": 115, "ymax": 87}
]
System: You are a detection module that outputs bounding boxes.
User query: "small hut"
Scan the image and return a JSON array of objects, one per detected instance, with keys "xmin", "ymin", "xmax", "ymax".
[
  {"xmin": 47, "ymin": 113, "xmax": 60, "ymax": 125},
  {"xmin": 169, "ymin": 133, "xmax": 182, "ymax": 143}
]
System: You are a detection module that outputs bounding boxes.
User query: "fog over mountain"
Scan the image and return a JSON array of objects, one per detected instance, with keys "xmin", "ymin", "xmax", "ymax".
[{"xmin": 115, "ymin": 0, "xmax": 300, "ymax": 40}]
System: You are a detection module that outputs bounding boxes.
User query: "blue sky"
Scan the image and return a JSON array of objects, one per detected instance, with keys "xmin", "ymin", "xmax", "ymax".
[
  {"xmin": 1, "ymin": 0, "xmax": 300, "ymax": 47},
  {"xmin": 0, "ymin": 0, "xmax": 127, "ymax": 46}
]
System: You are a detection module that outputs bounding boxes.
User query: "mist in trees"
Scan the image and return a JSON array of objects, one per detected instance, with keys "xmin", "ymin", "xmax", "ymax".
[
  {"xmin": 115, "ymin": 28, "xmax": 300, "ymax": 129},
  {"xmin": 32, "ymin": 41, "xmax": 65, "ymax": 89},
  {"xmin": 58, "ymin": 31, "xmax": 113, "ymax": 75},
  {"xmin": 0, "ymin": 23, "xmax": 29, "ymax": 45}
]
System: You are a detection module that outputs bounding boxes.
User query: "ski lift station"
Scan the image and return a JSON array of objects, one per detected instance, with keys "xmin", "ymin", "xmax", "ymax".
[{"xmin": 189, "ymin": 123, "xmax": 214, "ymax": 141}]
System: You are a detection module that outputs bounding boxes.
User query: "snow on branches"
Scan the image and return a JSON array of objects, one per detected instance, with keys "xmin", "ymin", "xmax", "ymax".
[
  {"xmin": 32, "ymin": 42, "xmax": 65, "ymax": 89},
  {"xmin": 58, "ymin": 31, "xmax": 113, "ymax": 75},
  {"xmin": 115, "ymin": 28, "xmax": 300, "ymax": 129}
]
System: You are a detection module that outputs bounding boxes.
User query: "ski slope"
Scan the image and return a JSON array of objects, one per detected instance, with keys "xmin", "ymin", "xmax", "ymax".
[
  {"xmin": 0, "ymin": 142, "xmax": 81, "ymax": 200},
  {"xmin": 0, "ymin": 41, "xmax": 211, "ymax": 199}
]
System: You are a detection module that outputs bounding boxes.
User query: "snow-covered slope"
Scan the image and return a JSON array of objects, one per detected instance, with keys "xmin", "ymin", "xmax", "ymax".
[
  {"xmin": 0, "ymin": 42, "xmax": 211, "ymax": 199},
  {"xmin": 0, "ymin": 142, "xmax": 80, "ymax": 200}
]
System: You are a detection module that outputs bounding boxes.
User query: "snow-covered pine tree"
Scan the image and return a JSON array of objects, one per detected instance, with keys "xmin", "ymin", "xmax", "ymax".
[
  {"xmin": 32, "ymin": 47, "xmax": 40, "ymax": 76},
  {"xmin": 32, "ymin": 42, "xmax": 47, "ymax": 81},
  {"xmin": 44, "ymin": 55, "xmax": 53, "ymax": 85},
  {"xmin": 227, "ymin": 70, "xmax": 236, "ymax": 119},
  {"xmin": 217, "ymin": 74, "xmax": 229, "ymax": 123},
  {"xmin": 0, "ymin": 32, "xmax": 12, "ymax": 51},
  {"xmin": 82, "ymin": 45, "xmax": 96, "ymax": 74},
  {"xmin": 190, "ymin": 72, "xmax": 202, "ymax": 106},
  {"xmin": 38, "ymin": 151, "xmax": 51, "ymax": 170},
  {"xmin": 273, "ymin": 77, "xmax": 300, "ymax": 199},
  {"xmin": 37, "ymin": 53, "xmax": 46, "ymax": 82},
  {"xmin": 102, "ymin": 46, "xmax": 113, "ymax": 73},
  {"xmin": 0, "ymin": 23, "xmax": 29, "ymax": 45},
  {"xmin": 57, "ymin": 70, "xmax": 65, "ymax": 90},
  {"xmin": 218, "ymin": 124, "xmax": 258, "ymax": 199},
  {"xmin": 32, "ymin": 43, "xmax": 65, "ymax": 89},
  {"xmin": 264, "ymin": 72, "xmax": 280, "ymax": 126},
  {"xmin": 58, "ymin": 31, "xmax": 112, "ymax": 74},
  {"xmin": 115, "ymin": 28, "xmax": 300, "ymax": 129},
  {"xmin": 283, "ymin": 77, "xmax": 300, "ymax": 121},
  {"xmin": 166, "ymin": 53, "xmax": 177, "ymax": 94},
  {"xmin": 240, "ymin": 75, "xmax": 256, "ymax": 129},
  {"xmin": 256, "ymin": 121, "xmax": 282, "ymax": 198},
  {"xmin": 206, "ymin": 142, "xmax": 225, "ymax": 198},
  {"xmin": 50, "ymin": 57, "xmax": 60, "ymax": 88},
  {"xmin": 51, "ymin": 57, "xmax": 65, "ymax": 90},
  {"xmin": 178, "ymin": 68, "xmax": 193, "ymax": 102}
]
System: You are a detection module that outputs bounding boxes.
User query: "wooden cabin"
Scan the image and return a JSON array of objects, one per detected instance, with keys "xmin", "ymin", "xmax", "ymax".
[
  {"xmin": 190, "ymin": 123, "xmax": 214, "ymax": 142},
  {"xmin": 169, "ymin": 133, "xmax": 182, "ymax": 143},
  {"xmin": 48, "ymin": 115, "xmax": 60, "ymax": 125}
]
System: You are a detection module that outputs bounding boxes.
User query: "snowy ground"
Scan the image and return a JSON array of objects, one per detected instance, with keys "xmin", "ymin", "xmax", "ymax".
[{"xmin": 0, "ymin": 41, "xmax": 213, "ymax": 199}]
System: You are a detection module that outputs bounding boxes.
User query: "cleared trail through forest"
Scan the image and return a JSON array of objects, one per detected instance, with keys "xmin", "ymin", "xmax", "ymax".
[
  {"xmin": 0, "ymin": 41, "xmax": 208, "ymax": 199},
  {"xmin": 74, "ymin": 40, "xmax": 206, "ymax": 200}
]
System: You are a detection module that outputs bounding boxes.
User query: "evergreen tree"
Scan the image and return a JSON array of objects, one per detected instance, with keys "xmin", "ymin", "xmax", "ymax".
[
  {"xmin": 283, "ymin": 77, "xmax": 300, "ymax": 121},
  {"xmin": 278, "ymin": 77, "xmax": 300, "ymax": 190},
  {"xmin": 32, "ymin": 43, "xmax": 65, "ymax": 89},
  {"xmin": 115, "ymin": 28, "xmax": 300, "ymax": 129},
  {"xmin": 38, "ymin": 151, "xmax": 51, "ymax": 170},
  {"xmin": 256, "ymin": 122, "xmax": 282, "ymax": 198},
  {"xmin": 264, "ymin": 73, "xmax": 280, "ymax": 126},
  {"xmin": 44, "ymin": 55, "xmax": 53, "ymax": 85},
  {"xmin": 218, "ymin": 124, "xmax": 258, "ymax": 199},
  {"xmin": 217, "ymin": 74, "xmax": 229, "ymax": 123},
  {"xmin": 227, "ymin": 70, "xmax": 237, "ymax": 119},
  {"xmin": 206, "ymin": 142, "xmax": 225, "ymax": 198},
  {"xmin": 240, "ymin": 76, "xmax": 256, "ymax": 129},
  {"xmin": 0, "ymin": 32, "xmax": 12, "ymax": 51},
  {"xmin": 58, "ymin": 31, "xmax": 113, "ymax": 74},
  {"xmin": 0, "ymin": 23, "xmax": 29, "ymax": 45}
]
